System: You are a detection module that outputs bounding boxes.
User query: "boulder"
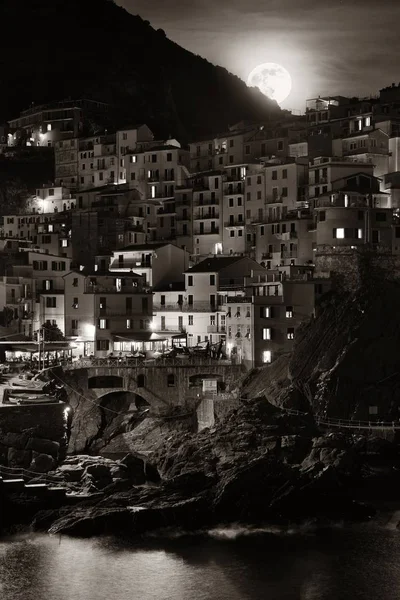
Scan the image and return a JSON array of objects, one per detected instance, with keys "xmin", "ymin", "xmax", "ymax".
[
  {"xmin": 8, "ymin": 447, "xmax": 31, "ymax": 468},
  {"xmin": 30, "ymin": 453, "xmax": 55, "ymax": 473},
  {"xmin": 26, "ymin": 438, "xmax": 60, "ymax": 457},
  {"xmin": 84, "ymin": 463, "xmax": 112, "ymax": 480},
  {"xmin": 163, "ymin": 470, "xmax": 215, "ymax": 494},
  {"xmin": 119, "ymin": 454, "xmax": 146, "ymax": 484},
  {"xmin": 58, "ymin": 464, "xmax": 85, "ymax": 482},
  {"xmin": 1, "ymin": 432, "xmax": 28, "ymax": 449}
]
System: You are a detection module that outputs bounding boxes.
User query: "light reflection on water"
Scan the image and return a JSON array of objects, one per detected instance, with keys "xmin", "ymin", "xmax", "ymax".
[{"xmin": 1, "ymin": 523, "xmax": 400, "ymax": 600}]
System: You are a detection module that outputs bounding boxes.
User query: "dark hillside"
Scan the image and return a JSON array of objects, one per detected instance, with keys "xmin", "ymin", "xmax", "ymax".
[{"xmin": 0, "ymin": 0, "xmax": 281, "ymax": 140}]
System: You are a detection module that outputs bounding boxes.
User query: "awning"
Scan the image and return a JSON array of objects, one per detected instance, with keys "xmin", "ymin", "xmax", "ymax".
[{"xmin": 113, "ymin": 332, "xmax": 153, "ymax": 342}]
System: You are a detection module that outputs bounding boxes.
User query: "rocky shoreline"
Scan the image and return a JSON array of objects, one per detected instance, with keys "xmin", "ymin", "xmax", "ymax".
[{"xmin": 2, "ymin": 398, "xmax": 400, "ymax": 538}]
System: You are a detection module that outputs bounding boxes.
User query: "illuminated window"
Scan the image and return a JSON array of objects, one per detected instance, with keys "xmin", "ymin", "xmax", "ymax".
[
  {"xmin": 263, "ymin": 350, "xmax": 272, "ymax": 363},
  {"xmin": 61, "ymin": 239, "xmax": 68, "ymax": 247},
  {"xmin": 99, "ymin": 319, "xmax": 107, "ymax": 329},
  {"xmin": 262, "ymin": 328, "xmax": 271, "ymax": 340},
  {"xmin": 358, "ymin": 228, "xmax": 363, "ymax": 239},
  {"xmin": 151, "ymin": 185, "xmax": 156, "ymax": 198},
  {"xmin": 344, "ymin": 194, "xmax": 349, "ymax": 207},
  {"xmin": 47, "ymin": 124, "xmax": 52, "ymax": 131},
  {"xmin": 287, "ymin": 327, "xmax": 295, "ymax": 340},
  {"xmin": 334, "ymin": 228, "xmax": 345, "ymax": 239},
  {"xmin": 126, "ymin": 319, "xmax": 133, "ymax": 329},
  {"xmin": 286, "ymin": 306, "xmax": 293, "ymax": 318}
]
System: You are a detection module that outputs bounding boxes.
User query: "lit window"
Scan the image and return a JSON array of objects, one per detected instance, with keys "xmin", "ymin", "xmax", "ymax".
[
  {"xmin": 131, "ymin": 155, "xmax": 137, "ymax": 163},
  {"xmin": 115, "ymin": 278, "xmax": 122, "ymax": 292},
  {"xmin": 263, "ymin": 350, "xmax": 272, "ymax": 363},
  {"xmin": 126, "ymin": 319, "xmax": 133, "ymax": 329},
  {"xmin": 365, "ymin": 116, "xmax": 371, "ymax": 127},
  {"xmin": 47, "ymin": 124, "xmax": 52, "ymax": 131},
  {"xmin": 344, "ymin": 194, "xmax": 349, "ymax": 207},
  {"xmin": 287, "ymin": 328, "xmax": 295, "ymax": 340},
  {"xmin": 358, "ymin": 229, "xmax": 363, "ymax": 239},
  {"xmin": 151, "ymin": 185, "xmax": 156, "ymax": 198},
  {"xmin": 335, "ymin": 228, "xmax": 345, "ymax": 239},
  {"xmin": 262, "ymin": 328, "xmax": 271, "ymax": 340},
  {"xmin": 99, "ymin": 319, "xmax": 107, "ymax": 329},
  {"xmin": 286, "ymin": 306, "xmax": 293, "ymax": 318},
  {"xmin": 48, "ymin": 224, "xmax": 53, "ymax": 232},
  {"xmin": 61, "ymin": 239, "xmax": 68, "ymax": 247}
]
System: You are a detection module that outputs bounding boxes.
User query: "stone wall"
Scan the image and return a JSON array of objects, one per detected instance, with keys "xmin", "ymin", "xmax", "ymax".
[{"xmin": 0, "ymin": 403, "xmax": 68, "ymax": 473}]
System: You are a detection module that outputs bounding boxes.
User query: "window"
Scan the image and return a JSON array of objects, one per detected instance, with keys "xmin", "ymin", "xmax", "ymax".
[
  {"xmin": 178, "ymin": 316, "xmax": 183, "ymax": 330},
  {"xmin": 286, "ymin": 306, "xmax": 293, "ymax": 318},
  {"xmin": 333, "ymin": 228, "xmax": 345, "ymax": 239},
  {"xmin": 71, "ymin": 319, "xmax": 78, "ymax": 330},
  {"xmin": 277, "ymin": 141, "xmax": 284, "ymax": 151},
  {"xmin": 262, "ymin": 328, "xmax": 271, "ymax": 340},
  {"xmin": 188, "ymin": 315, "xmax": 194, "ymax": 326},
  {"xmin": 46, "ymin": 297, "xmax": 56, "ymax": 308},
  {"xmin": 230, "ymin": 230, "xmax": 235, "ymax": 237},
  {"xmin": 257, "ymin": 190, "xmax": 262, "ymax": 200},
  {"xmin": 96, "ymin": 340, "xmax": 109, "ymax": 351},
  {"xmin": 188, "ymin": 295, "xmax": 193, "ymax": 305},
  {"xmin": 282, "ymin": 187, "xmax": 288, "ymax": 197},
  {"xmin": 99, "ymin": 319, "xmax": 107, "ymax": 329},
  {"xmin": 188, "ymin": 275, "xmax": 193, "ymax": 286},
  {"xmin": 210, "ymin": 275, "xmax": 215, "ymax": 285},
  {"xmin": 61, "ymin": 239, "xmax": 68, "ymax": 247},
  {"xmin": 319, "ymin": 211, "xmax": 326, "ymax": 222},
  {"xmin": 99, "ymin": 297, "xmax": 106, "ymax": 309},
  {"xmin": 260, "ymin": 226, "xmax": 265, "ymax": 236},
  {"xmin": 167, "ymin": 373, "xmax": 175, "ymax": 387},
  {"xmin": 166, "ymin": 153, "xmax": 172, "ymax": 161},
  {"xmin": 260, "ymin": 306, "xmax": 271, "ymax": 318},
  {"xmin": 245, "ymin": 145, "xmax": 250, "ymax": 154},
  {"xmin": 72, "ymin": 297, "xmax": 78, "ymax": 309},
  {"xmin": 263, "ymin": 350, "xmax": 272, "ymax": 363},
  {"xmin": 210, "ymin": 315, "xmax": 216, "ymax": 326},
  {"xmin": 229, "ymin": 198, "xmax": 234, "ymax": 207},
  {"xmin": 73, "ymin": 278, "xmax": 79, "ymax": 288},
  {"xmin": 137, "ymin": 374, "xmax": 146, "ymax": 388},
  {"xmin": 48, "ymin": 189, "xmax": 54, "ymax": 196},
  {"xmin": 272, "ymin": 170, "xmax": 277, "ymax": 180},
  {"xmin": 229, "ymin": 139, "xmax": 234, "ymax": 147},
  {"xmin": 126, "ymin": 319, "xmax": 133, "ymax": 329},
  {"xmin": 122, "ymin": 132, "xmax": 128, "ymax": 140},
  {"xmin": 287, "ymin": 328, "xmax": 295, "ymax": 340}
]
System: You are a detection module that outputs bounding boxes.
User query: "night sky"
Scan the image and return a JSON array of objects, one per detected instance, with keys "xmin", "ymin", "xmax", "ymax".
[{"xmin": 116, "ymin": 0, "xmax": 399, "ymax": 112}]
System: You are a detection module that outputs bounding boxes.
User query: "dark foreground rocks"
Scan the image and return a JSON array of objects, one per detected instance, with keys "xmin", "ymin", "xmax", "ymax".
[{"xmin": 4, "ymin": 398, "xmax": 396, "ymax": 538}]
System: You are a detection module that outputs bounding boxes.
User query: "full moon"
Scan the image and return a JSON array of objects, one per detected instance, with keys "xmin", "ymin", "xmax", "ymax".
[{"xmin": 247, "ymin": 62, "xmax": 292, "ymax": 104}]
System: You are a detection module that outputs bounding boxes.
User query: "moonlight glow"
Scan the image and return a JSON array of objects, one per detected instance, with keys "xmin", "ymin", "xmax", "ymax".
[{"xmin": 247, "ymin": 62, "xmax": 292, "ymax": 104}]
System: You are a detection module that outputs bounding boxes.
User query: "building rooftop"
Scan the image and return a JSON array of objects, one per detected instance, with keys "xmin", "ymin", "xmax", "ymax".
[{"xmin": 186, "ymin": 256, "xmax": 245, "ymax": 273}]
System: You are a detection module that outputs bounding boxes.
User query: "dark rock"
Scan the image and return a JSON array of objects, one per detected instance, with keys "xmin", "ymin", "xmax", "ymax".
[
  {"xmin": 8, "ymin": 447, "xmax": 31, "ymax": 468},
  {"xmin": 84, "ymin": 464, "xmax": 112, "ymax": 480},
  {"xmin": 2, "ymin": 432, "xmax": 28, "ymax": 449},
  {"xmin": 58, "ymin": 465, "xmax": 85, "ymax": 482},
  {"xmin": 163, "ymin": 470, "xmax": 215, "ymax": 493},
  {"xmin": 26, "ymin": 438, "xmax": 60, "ymax": 457},
  {"xmin": 30, "ymin": 453, "xmax": 55, "ymax": 473},
  {"xmin": 119, "ymin": 454, "xmax": 146, "ymax": 484}
]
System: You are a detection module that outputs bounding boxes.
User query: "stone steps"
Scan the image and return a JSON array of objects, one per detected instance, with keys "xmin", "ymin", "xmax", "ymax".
[{"xmin": 0, "ymin": 476, "xmax": 67, "ymax": 500}]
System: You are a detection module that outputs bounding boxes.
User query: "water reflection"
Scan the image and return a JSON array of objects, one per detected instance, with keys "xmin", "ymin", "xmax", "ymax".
[{"xmin": 1, "ymin": 524, "xmax": 400, "ymax": 600}]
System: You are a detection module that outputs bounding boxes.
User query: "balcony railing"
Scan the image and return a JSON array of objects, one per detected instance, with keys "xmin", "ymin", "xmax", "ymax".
[
  {"xmin": 65, "ymin": 356, "xmax": 238, "ymax": 369},
  {"xmin": 193, "ymin": 228, "xmax": 219, "ymax": 235},
  {"xmin": 97, "ymin": 309, "xmax": 152, "ymax": 317},
  {"xmin": 194, "ymin": 212, "xmax": 219, "ymax": 220},
  {"xmin": 207, "ymin": 325, "xmax": 226, "ymax": 333},
  {"xmin": 84, "ymin": 284, "xmax": 151, "ymax": 294},
  {"xmin": 281, "ymin": 251, "xmax": 298, "ymax": 259},
  {"xmin": 224, "ymin": 185, "xmax": 243, "ymax": 195},
  {"xmin": 224, "ymin": 220, "xmax": 244, "ymax": 227},
  {"xmin": 153, "ymin": 302, "xmax": 219, "ymax": 312}
]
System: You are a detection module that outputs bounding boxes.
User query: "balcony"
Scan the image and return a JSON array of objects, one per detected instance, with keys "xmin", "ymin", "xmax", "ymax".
[
  {"xmin": 261, "ymin": 252, "xmax": 272, "ymax": 260},
  {"xmin": 193, "ymin": 228, "xmax": 219, "ymax": 235},
  {"xmin": 207, "ymin": 325, "xmax": 225, "ymax": 333},
  {"xmin": 97, "ymin": 308, "xmax": 152, "ymax": 317},
  {"xmin": 281, "ymin": 251, "xmax": 298, "ymax": 259},
  {"xmin": 153, "ymin": 302, "xmax": 219, "ymax": 312},
  {"xmin": 224, "ymin": 185, "xmax": 243, "ymax": 195},
  {"xmin": 194, "ymin": 212, "xmax": 219, "ymax": 220},
  {"xmin": 84, "ymin": 283, "xmax": 151, "ymax": 294},
  {"xmin": 157, "ymin": 207, "xmax": 176, "ymax": 216},
  {"xmin": 224, "ymin": 220, "xmax": 244, "ymax": 228}
]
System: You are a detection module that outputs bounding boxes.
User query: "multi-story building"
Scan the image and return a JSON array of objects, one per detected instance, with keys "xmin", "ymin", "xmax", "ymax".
[
  {"xmin": 191, "ymin": 171, "xmax": 224, "ymax": 260},
  {"xmin": 64, "ymin": 269, "xmax": 153, "ymax": 357},
  {"xmin": 54, "ymin": 138, "xmax": 79, "ymax": 189},
  {"xmin": 8, "ymin": 99, "xmax": 111, "ymax": 148},
  {"xmin": 108, "ymin": 242, "xmax": 189, "ymax": 288}
]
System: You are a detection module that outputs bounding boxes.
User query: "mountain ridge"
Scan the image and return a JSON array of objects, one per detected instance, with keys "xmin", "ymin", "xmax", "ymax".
[{"xmin": 0, "ymin": 0, "xmax": 281, "ymax": 140}]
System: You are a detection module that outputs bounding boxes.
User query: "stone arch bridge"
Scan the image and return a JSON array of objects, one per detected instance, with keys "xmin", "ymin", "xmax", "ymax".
[{"xmin": 51, "ymin": 357, "xmax": 244, "ymax": 415}]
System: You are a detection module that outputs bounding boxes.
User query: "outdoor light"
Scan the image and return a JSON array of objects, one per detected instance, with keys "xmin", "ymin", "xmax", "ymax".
[{"xmin": 149, "ymin": 321, "xmax": 157, "ymax": 331}]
